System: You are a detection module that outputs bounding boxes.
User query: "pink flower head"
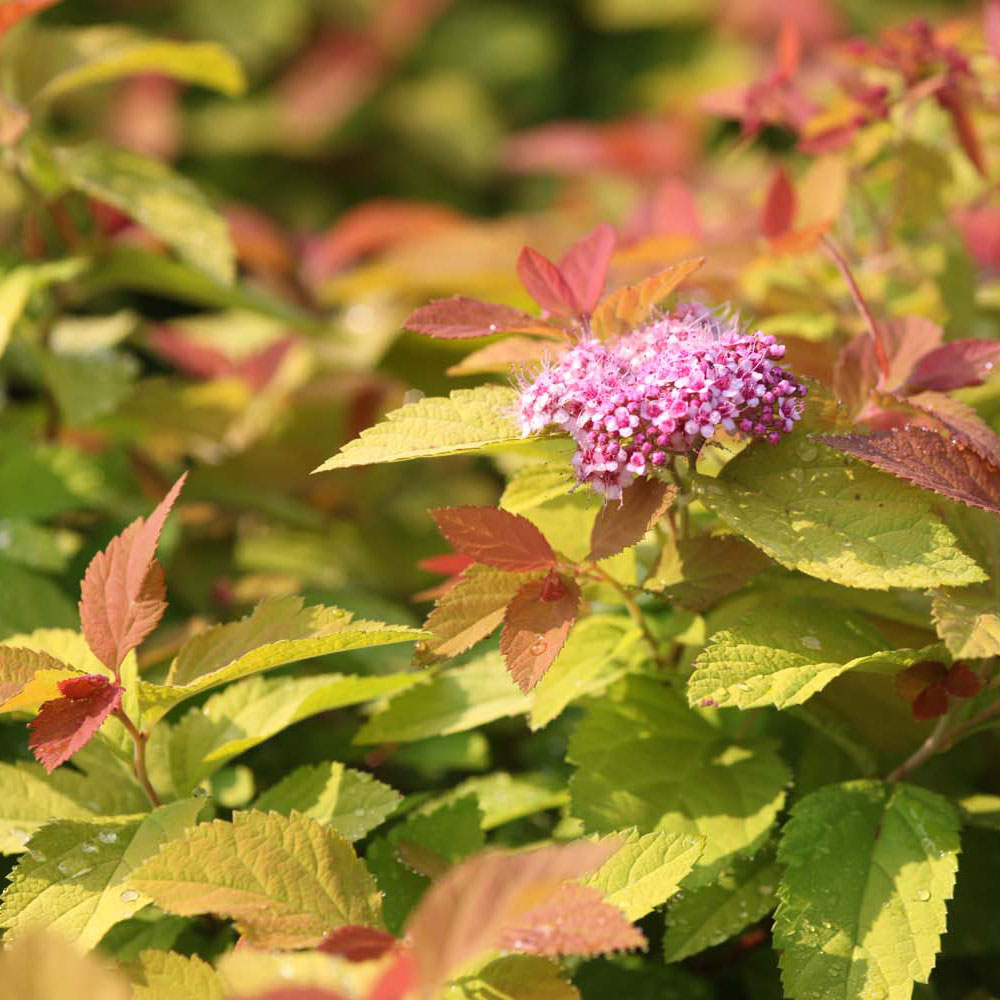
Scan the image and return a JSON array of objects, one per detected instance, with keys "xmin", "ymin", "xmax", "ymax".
[{"xmin": 516, "ymin": 304, "xmax": 806, "ymax": 498}]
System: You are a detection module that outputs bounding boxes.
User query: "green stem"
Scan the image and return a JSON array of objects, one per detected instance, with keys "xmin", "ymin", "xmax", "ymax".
[
  {"xmin": 113, "ymin": 708, "xmax": 161, "ymax": 808},
  {"xmin": 586, "ymin": 562, "xmax": 666, "ymax": 669}
]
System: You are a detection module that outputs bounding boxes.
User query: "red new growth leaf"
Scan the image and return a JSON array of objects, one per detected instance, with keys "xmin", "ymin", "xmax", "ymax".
[
  {"xmin": 761, "ymin": 168, "xmax": 796, "ymax": 239},
  {"xmin": 904, "ymin": 340, "xmax": 1000, "ymax": 394},
  {"xmin": 79, "ymin": 472, "xmax": 187, "ymax": 672},
  {"xmin": 944, "ymin": 663, "xmax": 982, "ymax": 699},
  {"xmin": 516, "ymin": 247, "xmax": 579, "ymax": 317},
  {"xmin": 557, "ymin": 223, "xmax": 617, "ymax": 315},
  {"xmin": 0, "ymin": 0, "xmax": 60, "ymax": 40},
  {"xmin": 912, "ymin": 684, "xmax": 949, "ymax": 721},
  {"xmin": 903, "ymin": 392, "xmax": 1000, "ymax": 467},
  {"xmin": 500, "ymin": 572, "xmax": 581, "ymax": 693},
  {"xmin": 318, "ymin": 926, "xmax": 398, "ymax": 962},
  {"xmin": 500, "ymin": 883, "xmax": 646, "ymax": 957},
  {"xmin": 417, "ymin": 553, "xmax": 475, "ymax": 577},
  {"xmin": 28, "ymin": 676, "xmax": 123, "ymax": 773},
  {"xmin": 820, "ymin": 427, "xmax": 1000, "ymax": 516},
  {"xmin": 833, "ymin": 333, "xmax": 879, "ymax": 419},
  {"xmin": 589, "ymin": 479, "xmax": 677, "ymax": 561},
  {"xmin": 404, "ymin": 295, "xmax": 557, "ymax": 340},
  {"xmin": 430, "ymin": 507, "xmax": 556, "ymax": 572},
  {"xmin": 894, "ymin": 660, "xmax": 947, "ymax": 702}
]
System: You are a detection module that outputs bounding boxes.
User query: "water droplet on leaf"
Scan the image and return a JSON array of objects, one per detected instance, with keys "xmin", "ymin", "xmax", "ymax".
[{"xmin": 120, "ymin": 889, "xmax": 140, "ymax": 903}]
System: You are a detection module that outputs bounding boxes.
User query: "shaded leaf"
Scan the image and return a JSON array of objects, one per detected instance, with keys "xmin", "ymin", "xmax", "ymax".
[
  {"xmin": 431, "ymin": 506, "xmax": 555, "ymax": 572},
  {"xmin": 404, "ymin": 296, "xmax": 556, "ymax": 340},
  {"xmin": 130, "ymin": 811, "xmax": 384, "ymax": 948},
  {"xmin": 516, "ymin": 247, "xmax": 579, "ymax": 316},
  {"xmin": 557, "ymin": 224, "xmax": 617, "ymax": 315},
  {"xmin": 588, "ymin": 479, "xmax": 677, "ymax": 561},
  {"xmin": 28, "ymin": 676, "xmax": 123, "ymax": 773}
]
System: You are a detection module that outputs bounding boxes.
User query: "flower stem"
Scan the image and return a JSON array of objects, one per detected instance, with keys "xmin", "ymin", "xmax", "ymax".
[
  {"xmin": 885, "ymin": 712, "xmax": 953, "ymax": 784},
  {"xmin": 113, "ymin": 708, "xmax": 161, "ymax": 808},
  {"xmin": 586, "ymin": 562, "xmax": 666, "ymax": 668}
]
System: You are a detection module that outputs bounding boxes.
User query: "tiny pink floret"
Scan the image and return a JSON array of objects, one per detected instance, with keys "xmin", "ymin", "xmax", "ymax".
[{"xmin": 516, "ymin": 305, "xmax": 806, "ymax": 498}]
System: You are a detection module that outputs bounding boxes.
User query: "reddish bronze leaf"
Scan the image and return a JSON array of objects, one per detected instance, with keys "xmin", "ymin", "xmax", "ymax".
[
  {"xmin": 833, "ymin": 333, "xmax": 879, "ymax": 419},
  {"xmin": 912, "ymin": 684, "xmax": 949, "ymax": 721},
  {"xmin": 820, "ymin": 427, "xmax": 1000, "ymax": 516},
  {"xmin": 557, "ymin": 223, "xmax": 617, "ymax": 315},
  {"xmin": 944, "ymin": 663, "xmax": 982, "ymax": 699},
  {"xmin": 500, "ymin": 883, "xmax": 645, "ymax": 957},
  {"xmin": 894, "ymin": 660, "xmax": 947, "ymax": 702},
  {"xmin": 318, "ymin": 926, "xmax": 398, "ymax": 962},
  {"xmin": 902, "ymin": 391, "xmax": 1000, "ymax": 466},
  {"xmin": 904, "ymin": 340, "xmax": 1000, "ymax": 394},
  {"xmin": 404, "ymin": 296, "xmax": 556, "ymax": 340},
  {"xmin": 588, "ymin": 479, "xmax": 677, "ymax": 562},
  {"xmin": 879, "ymin": 316, "xmax": 943, "ymax": 391},
  {"xmin": 761, "ymin": 167, "xmax": 796, "ymax": 239},
  {"xmin": 430, "ymin": 507, "xmax": 556, "ymax": 572},
  {"xmin": 79, "ymin": 473, "xmax": 187, "ymax": 672},
  {"xmin": 0, "ymin": 0, "xmax": 60, "ymax": 40},
  {"xmin": 516, "ymin": 247, "xmax": 579, "ymax": 316},
  {"xmin": 500, "ymin": 572, "xmax": 581, "ymax": 692},
  {"xmin": 28, "ymin": 676, "xmax": 123, "ymax": 773}
]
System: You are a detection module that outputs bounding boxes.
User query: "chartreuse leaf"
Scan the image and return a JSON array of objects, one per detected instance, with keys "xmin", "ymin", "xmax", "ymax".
[
  {"xmin": 355, "ymin": 652, "xmax": 530, "ymax": 745},
  {"xmin": 150, "ymin": 671, "xmax": 422, "ymax": 795},
  {"xmin": 445, "ymin": 955, "xmax": 580, "ymax": 1000},
  {"xmin": 130, "ymin": 950, "xmax": 223, "ymax": 1000},
  {"xmin": 254, "ymin": 762, "xmax": 401, "ymax": 841},
  {"xmin": 693, "ymin": 434, "xmax": 986, "ymax": 590},
  {"xmin": 129, "ymin": 810, "xmax": 384, "ymax": 947},
  {"xmin": 688, "ymin": 598, "xmax": 938, "ymax": 710},
  {"xmin": 0, "ymin": 645, "xmax": 82, "ymax": 715},
  {"xmin": 429, "ymin": 771, "xmax": 568, "ymax": 830},
  {"xmin": 31, "ymin": 26, "xmax": 245, "ymax": 104},
  {"xmin": 0, "ymin": 799, "xmax": 203, "ymax": 950},
  {"xmin": 568, "ymin": 676, "xmax": 790, "ymax": 872},
  {"xmin": 582, "ymin": 829, "xmax": 705, "ymax": 921},
  {"xmin": 774, "ymin": 781, "xmax": 960, "ymax": 1000},
  {"xmin": 138, "ymin": 596, "xmax": 423, "ymax": 724},
  {"xmin": 54, "ymin": 143, "xmax": 235, "ymax": 285},
  {"xmin": 0, "ymin": 258, "xmax": 88, "ymax": 360},
  {"xmin": 663, "ymin": 847, "xmax": 780, "ymax": 961},
  {"xmin": 314, "ymin": 385, "xmax": 524, "ymax": 471}
]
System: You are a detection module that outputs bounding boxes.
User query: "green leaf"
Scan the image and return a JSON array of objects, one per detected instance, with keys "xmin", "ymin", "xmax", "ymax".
[
  {"xmin": 662, "ymin": 848, "xmax": 780, "ymax": 961},
  {"xmin": 0, "ymin": 799, "xmax": 203, "ymax": 950},
  {"xmin": 582, "ymin": 829, "xmax": 705, "ymax": 921},
  {"xmin": 429, "ymin": 771, "xmax": 568, "ymax": 830},
  {"xmin": 688, "ymin": 598, "xmax": 936, "ymax": 710},
  {"xmin": 0, "ymin": 518, "xmax": 77, "ymax": 573},
  {"xmin": 138, "ymin": 596, "xmax": 424, "ymax": 723},
  {"xmin": 355, "ymin": 652, "xmax": 530, "ymax": 744},
  {"xmin": 314, "ymin": 385, "xmax": 525, "ymax": 471},
  {"xmin": 54, "ymin": 143, "xmax": 235, "ymax": 285},
  {"xmin": 32, "ymin": 347, "xmax": 138, "ymax": 426},
  {"xmin": 529, "ymin": 615, "xmax": 640, "ymax": 730},
  {"xmin": 693, "ymin": 435, "xmax": 986, "ymax": 590},
  {"xmin": 151, "ymin": 671, "xmax": 423, "ymax": 794},
  {"xmin": 254, "ymin": 762, "xmax": 401, "ymax": 842},
  {"xmin": 568, "ymin": 676, "xmax": 790, "ymax": 871},
  {"xmin": 774, "ymin": 781, "xmax": 960, "ymax": 1000},
  {"xmin": 129, "ymin": 810, "xmax": 384, "ymax": 947},
  {"xmin": 31, "ymin": 27, "xmax": 245, "ymax": 104},
  {"xmin": 98, "ymin": 910, "xmax": 189, "ymax": 962},
  {"xmin": 130, "ymin": 950, "xmax": 223, "ymax": 1000},
  {"xmin": 500, "ymin": 462, "xmax": 578, "ymax": 514},
  {"xmin": 0, "ymin": 563, "xmax": 77, "ymax": 639},
  {"xmin": 0, "ymin": 259, "xmax": 88, "ymax": 359},
  {"xmin": 445, "ymin": 955, "xmax": 580, "ymax": 1000}
]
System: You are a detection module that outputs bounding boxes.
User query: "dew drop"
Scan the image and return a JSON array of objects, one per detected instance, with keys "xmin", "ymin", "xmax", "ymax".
[
  {"xmin": 57, "ymin": 861, "xmax": 74, "ymax": 876},
  {"xmin": 81, "ymin": 842, "xmax": 98, "ymax": 855},
  {"xmin": 9, "ymin": 827, "xmax": 29, "ymax": 846},
  {"xmin": 75, "ymin": 866, "xmax": 92, "ymax": 877},
  {"xmin": 489, "ymin": 324, "xmax": 498, "ymax": 332},
  {"xmin": 916, "ymin": 889, "xmax": 931, "ymax": 902},
  {"xmin": 796, "ymin": 441, "xmax": 818, "ymax": 463},
  {"xmin": 86, "ymin": 801, "xmax": 102, "ymax": 812},
  {"xmin": 529, "ymin": 639, "xmax": 548, "ymax": 656},
  {"xmin": 97, "ymin": 830, "xmax": 118, "ymax": 844},
  {"xmin": 800, "ymin": 635, "xmax": 822, "ymax": 650},
  {"xmin": 759, "ymin": 884, "xmax": 773, "ymax": 895},
  {"xmin": 735, "ymin": 682, "xmax": 750, "ymax": 691},
  {"xmin": 120, "ymin": 889, "xmax": 140, "ymax": 903},
  {"xmin": 28, "ymin": 849, "xmax": 46, "ymax": 863},
  {"xmin": 192, "ymin": 786, "xmax": 209, "ymax": 799}
]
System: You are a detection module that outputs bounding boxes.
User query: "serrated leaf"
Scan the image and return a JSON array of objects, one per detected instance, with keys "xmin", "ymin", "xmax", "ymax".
[
  {"xmin": 32, "ymin": 27, "xmax": 245, "ymax": 104},
  {"xmin": 500, "ymin": 461, "xmax": 578, "ymax": 513},
  {"xmin": 688, "ymin": 598, "xmax": 926, "ymax": 710},
  {"xmin": 774, "ymin": 781, "xmax": 960, "ymax": 1000},
  {"xmin": 444, "ymin": 956, "xmax": 579, "ymax": 1000},
  {"xmin": 355, "ymin": 653, "xmax": 530, "ymax": 745},
  {"xmin": 904, "ymin": 339, "xmax": 1000, "ymax": 393},
  {"xmin": 662, "ymin": 848, "xmax": 780, "ymax": 961},
  {"xmin": 694, "ymin": 434, "xmax": 986, "ymax": 589},
  {"xmin": 130, "ymin": 950, "xmax": 224, "ymax": 1000},
  {"xmin": 28, "ymin": 675, "xmax": 123, "ymax": 772},
  {"xmin": 425, "ymin": 565, "xmax": 536, "ymax": 658},
  {"xmin": 568, "ymin": 676, "xmax": 789, "ymax": 871},
  {"xmin": 821, "ymin": 426, "xmax": 1000, "ymax": 517},
  {"xmin": 431, "ymin": 506, "xmax": 555, "ymax": 572},
  {"xmin": 55, "ymin": 143, "xmax": 235, "ymax": 284},
  {"xmin": 156, "ymin": 671, "xmax": 422, "ymax": 795},
  {"xmin": 582, "ymin": 829, "xmax": 705, "ymax": 921},
  {"xmin": 428, "ymin": 772, "xmax": 568, "ymax": 830},
  {"xmin": 254, "ymin": 763, "xmax": 401, "ymax": 842},
  {"xmin": 404, "ymin": 295, "xmax": 556, "ymax": 339},
  {"xmin": 79, "ymin": 473, "xmax": 186, "ymax": 673},
  {"xmin": 314, "ymin": 386, "xmax": 524, "ymax": 472},
  {"xmin": 0, "ymin": 645, "xmax": 81, "ymax": 714},
  {"xmin": 590, "ymin": 259, "xmax": 704, "ymax": 339},
  {"xmin": 139, "ymin": 596, "xmax": 422, "ymax": 723},
  {"xmin": 0, "ymin": 799, "xmax": 202, "ymax": 949},
  {"xmin": 588, "ymin": 479, "xmax": 677, "ymax": 562},
  {"xmin": 501, "ymin": 573, "xmax": 580, "ymax": 693},
  {"xmin": 903, "ymin": 391, "xmax": 1000, "ymax": 466},
  {"xmin": 130, "ymin": 810, "xmax": 384, "ymax": 947}
]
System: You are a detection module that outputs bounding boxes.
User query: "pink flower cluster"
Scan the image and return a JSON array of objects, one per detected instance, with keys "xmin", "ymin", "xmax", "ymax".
[{"xmin": 517, "ymin": 305, "xmax": 806, "ymax": 499}]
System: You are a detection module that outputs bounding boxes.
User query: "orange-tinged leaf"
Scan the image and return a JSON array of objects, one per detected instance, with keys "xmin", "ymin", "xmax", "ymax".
[
  {"xmin": 516, "ymin": 247, "xmax": 579, "ymax": 317},
  {"xmin": 820, "ymin": 427, "xmax": 1000, "ymax": 516},
  {"xmin": 0, "ymin": 0, "xmax": 60, "ymax": 40},
  {"xmin": 404, "ymin": 296, "xmax": 558, "ymax": 340},
  {"xmin": 590, "ymin": 258, "xmax": 704, "ymax": 339},
  {"xmin": 761, "ymin": 167, "xmax": 796, "ymax": 239},
  {"xmin": 79, "ymin": 473, "xmax": 187, "ymax": 672},
  {"xmin": 902, "ymin": 391, "xmax": 1000, "ymax": 466},
  {"xmin": 557, "ymin": 223, "xmax": 617, "ymax": 315},
  {"xmin": 318, "ymin": 925, "xmax": 398, "ymax": 962},
  {"xmin": 27, "ymin": 675, "xmax": 123, "ymax": 772},
  {"xmin": 588, "ymin": 480, "xmax": 677, "ymax": 562},
  {"xmin": 447, "ymin": 336, "xmax": 565, "ymax": 376},
  {"xmin": 767, "ymin": 219, "xmax": 829, "ymax": 254},
  {"xmin": 500, "ymin": 883, "xmax": 645, "ymax": 957},
  {"xmin": 0, "ymin": 646, "xmax": 82, "ymax": 714},
  {"xmin": 431, "ymin": 507, "xmax": 556, "ymax": 572},
  {"xmin": 405, "ymin": 840, "xmax": 618, "ymax": 998},
  {"xmin": 776, "ymin": 17, "xmax": 802, "ymax": 79},
  {"xmin": 425, "ymin": 565, "xmax": 538, "ymax": 659},
  {"xmin": 833, "ymin": 333, "xmax": 879, "ymax": 419},
  {"xmin": 500, "ymin": 572, "xmax": 580, "ymax": 693}
]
